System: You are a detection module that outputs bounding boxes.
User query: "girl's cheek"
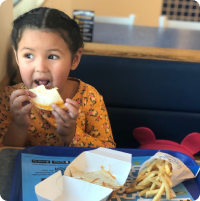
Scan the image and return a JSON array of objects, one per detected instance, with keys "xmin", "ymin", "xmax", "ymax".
[{"xmin": 19, "ymin": 65, "xmax": 32, "ymax": 75}]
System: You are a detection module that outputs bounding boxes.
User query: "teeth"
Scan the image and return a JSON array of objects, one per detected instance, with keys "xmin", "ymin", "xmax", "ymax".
[{"xmin": 35, "ymin": 80, "xmax": 50, "ymax": 86}]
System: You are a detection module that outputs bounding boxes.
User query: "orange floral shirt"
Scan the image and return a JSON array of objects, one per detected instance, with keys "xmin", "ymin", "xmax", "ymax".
[{"xmin": 0, "ymin": 79, "xmax": 116, "ymax": 148}]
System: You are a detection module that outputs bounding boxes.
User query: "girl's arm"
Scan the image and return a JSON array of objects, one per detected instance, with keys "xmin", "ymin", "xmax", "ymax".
[
  {"xmin": 69, "ymin": 93, "xmax": 116, "ymax": 148},
  {"xmin": 0, "ymin": 90, "xmax": 21, "ymax": 147},
  {"xmin": 2, "ymin": 122, "xmax": 28, "ymax": 147},
  {"xmin": 0, "ymin": 87, "xmax": 35, "ymax": 147}
]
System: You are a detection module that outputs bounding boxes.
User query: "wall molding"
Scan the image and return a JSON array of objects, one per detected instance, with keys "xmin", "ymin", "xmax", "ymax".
[
  {"xmin": 159, "ymin": 15, "xmax": 200, "ymax": 30},
  {"xmin": 167, "ymin": 19, "xmax": 200, "ymax": 30}
]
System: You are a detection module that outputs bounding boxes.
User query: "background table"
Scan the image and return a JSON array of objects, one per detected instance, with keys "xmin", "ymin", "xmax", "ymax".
[{"xmin": 93, "ymin": 22, "xmax": 200, "ymax": 50}]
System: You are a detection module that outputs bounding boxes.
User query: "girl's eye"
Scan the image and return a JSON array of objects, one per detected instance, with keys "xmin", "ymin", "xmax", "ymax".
[
  {"xmin": 25, "ymin": 54, "xmax": 34, "ymax": 59},
  {"xmin": 48, "ymin": 55, "xmax": 58, "ymax": 60}
]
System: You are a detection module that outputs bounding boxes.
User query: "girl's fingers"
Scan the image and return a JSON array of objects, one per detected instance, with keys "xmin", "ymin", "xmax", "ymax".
[
  {"xmin": 25, "ymin": 90, "xmax": 37, "ymax": 98},
  {"xmin": 12, "ymin": 94, "xmax": 31, "ymax": 110},
  {"xmin": 52, "ymin": 110, "xmax": 66, "ymax": 125},
  {"xmin": 10, "ymin": 89, "xmax": 28, "ymax": 104},
  {"xmin": 65, "ymin": 98, "xmax": 80, "ymax": 110},
  {"xmin": 65, "ymin": 102, "xmax": 79, "ymax": 120},
  {"xmin": 52, "ymin": 104, "xmax": 69, "ymax": 123},
  {"xmin": 52, "ymin": 102, "xmax": 79, "ymax": 122},
  {"xmin": 21, "ymin": 102, "xmax": 34, "ymax": 114}
]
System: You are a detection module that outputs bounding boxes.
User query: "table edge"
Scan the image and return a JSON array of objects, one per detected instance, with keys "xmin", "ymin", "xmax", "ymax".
[{"xmin": 83, "ymin": 43, "xmax": 200, "ymax": 63}]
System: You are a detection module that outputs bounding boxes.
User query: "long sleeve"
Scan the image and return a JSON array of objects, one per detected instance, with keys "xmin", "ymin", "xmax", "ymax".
[
  {"xmin": 0, "ymin": 87, "xmax": 14, "ymax": 147},
  {"xmin": 69, "ymin": 83, "xmax": 116, "ymax": 148}
]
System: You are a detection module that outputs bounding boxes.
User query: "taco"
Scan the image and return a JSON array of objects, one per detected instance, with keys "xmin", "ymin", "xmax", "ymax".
[
  {"xmin": 69, "ymin": 165, "xmax": 122, "ymax": 190},
  {"xmin": 29, "ymin": 85, "xmax": 65, "ymax": 111}
]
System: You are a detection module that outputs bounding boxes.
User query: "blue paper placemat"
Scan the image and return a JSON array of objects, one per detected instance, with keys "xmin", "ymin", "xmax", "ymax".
[
  {"xmin": 22, "ymin": 153, "xmax": 75, "ymax": 201},
  {"xmin": 10, "ymin": 146, "xmax": 200, "ymax": 201},
  {"xmin": 21, "ymin": 154, "xmax": 196, "ymax": 201}
]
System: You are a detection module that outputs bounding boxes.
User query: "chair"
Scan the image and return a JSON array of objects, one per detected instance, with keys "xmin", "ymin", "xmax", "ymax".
[{"xmin": 133, "ymin": 127, "xmax": 200, "ymax": 159}]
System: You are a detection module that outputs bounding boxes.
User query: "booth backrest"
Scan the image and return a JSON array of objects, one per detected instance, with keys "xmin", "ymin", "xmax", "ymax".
[{"xmin": 69, "ymin": 54, "xmax": 200, "ymax": 153}]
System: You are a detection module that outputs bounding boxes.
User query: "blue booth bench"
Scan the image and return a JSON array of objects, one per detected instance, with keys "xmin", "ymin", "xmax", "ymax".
[{"xmin": 70, "ymin": 43, "xmax": 200, "ymax": 156}]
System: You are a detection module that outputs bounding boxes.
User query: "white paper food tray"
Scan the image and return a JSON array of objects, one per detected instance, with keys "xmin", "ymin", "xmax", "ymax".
[{"xmin": 35, "ymin": 148, "xmax": 132, "ymax": 201}]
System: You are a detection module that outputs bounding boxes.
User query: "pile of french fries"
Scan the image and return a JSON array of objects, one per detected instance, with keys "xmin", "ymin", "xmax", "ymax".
[{"xmin": 125, "ymin": 158, "xmax": 173, "ymax": 201}]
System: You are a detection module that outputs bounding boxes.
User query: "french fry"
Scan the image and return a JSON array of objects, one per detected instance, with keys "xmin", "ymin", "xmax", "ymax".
[
  {"xmin": 129, "ymin": 171, "xmax": 150, "ymax": 189},
  {"xmin": 152, "ymin": 182, "xmax": 165, "ymax": 201},
  {"xmin": 125, "ymin": 174, "xmax": 148, "ymax": 194},
  {"xmin": 156, "ymin": 163, "xmax": 165, "ymax": 174},
  {"xmin": 139, "ymin": 188, "xmax": 150, "ymax": 196},
  {"xmin": 147, "ymin": 160, "xmax": 158, "ymax": 172},
  {"xmin": 164, "ymin": 173, "xmax": 172, "ymax": 187},
  {"xmin": 135, "ymin": 185, "xmax": 148, "ymax": 190},
  {"xmin": 137, "ymin": 173, "xmax": 150, "ymax": 183},
  {"xmin": 150, "ymin": 176, "xmax": 160, "ymax": 191},
  {"xmin": 148, "ymin": 177, "xmax": 162, "ymax": 187},
  {"xmin": 157, "ymin": 159, "xmax": 165, "ymax": 166},
  {"xmin": 165, "ymin": 160, "xmax": 170, "ymax": 174},
  {"xmin": 137, "ymin": 179, "xmax": 152, "ymax": 187},
  {"xmin": 138, "ymin": 172, "xmax": 157, "ymax": 186},
  {"xmin": 169, "ymin": 163, "xmax": 172, "ymax": 173},
  {"xmin": 139, "ymin": 166, "xmax": 149, "ymax": 176},
  {"xmin": 146, "ymin": 189, "xmax": 159, "ymax": 198},
  {"xmin": 168, "ymin": 172, "xmax": 173, "ymax": 177},
  {"xmin": 144, "ymin": 172, "xmax": 158, "ymax": 179},
  {"xmin": 129, "ymin": 179, "xmax": 138, "ymax": 189},
  {"xmin": 124, "ymin": 187, "xmax": 138, "ymax": 193},
  {"xmin": 159, "ymin": 174, "xmax": 170, "ymax": 200}
]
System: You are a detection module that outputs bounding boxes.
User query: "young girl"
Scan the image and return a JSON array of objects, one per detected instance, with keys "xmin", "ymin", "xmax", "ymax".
[{"xmin": 0, "ymin": 7, "xmax": 116, "ymax": 148}]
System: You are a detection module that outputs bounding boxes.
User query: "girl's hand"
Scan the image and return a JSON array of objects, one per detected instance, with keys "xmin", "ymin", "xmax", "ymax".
[
  {"xmin": 51, "ymin": 98, "xmax": 80, "ymax": 145},
  {"xmin": 10, "ymin": 89, "xmax": 36, "ymax": 130}
]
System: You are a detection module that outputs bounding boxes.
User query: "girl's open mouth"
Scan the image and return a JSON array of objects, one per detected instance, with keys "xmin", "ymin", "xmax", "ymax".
[{"xmin": 34, "ymin": 79, "xmax": 51, "ymax": 89}]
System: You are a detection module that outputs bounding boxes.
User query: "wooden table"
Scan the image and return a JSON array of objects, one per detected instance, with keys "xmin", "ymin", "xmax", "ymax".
[
  {"xmin": 92, "ymin": 23, "xmax": 200, "ymax": 51},
  {"xmin": 84, "ymin": 42, "xmax": 200, "ymax": 63}
]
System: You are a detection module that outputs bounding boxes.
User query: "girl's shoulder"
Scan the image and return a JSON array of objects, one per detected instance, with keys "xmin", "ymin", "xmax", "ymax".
[
  {"xmin": 77, "ymin": 78, "xmax": 101, "ymax": 96},
  {"xmin": 74, "ymin": 79, "xmax": 104, "ymax": 107},
  {"xmin": 2, "ymin": 83, "xmax": 26, "ymax": 95}
]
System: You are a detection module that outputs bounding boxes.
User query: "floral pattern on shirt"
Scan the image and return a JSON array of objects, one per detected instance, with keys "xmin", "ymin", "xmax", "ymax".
[{"xmin": 0, "ymin": 78, "xmax": 116, "ymax": 148}]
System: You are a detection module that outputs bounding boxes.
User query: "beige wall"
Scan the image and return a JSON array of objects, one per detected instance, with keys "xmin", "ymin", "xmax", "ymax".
[
  {"xmin": 0, "ymin": 0, "xmax": 13, "ymax": 83},
  {"xmin": 42, "ymin": 0, "xmax": 163, "ymax": 27},
  {"xmin": 42, "ymin": 0, "xmax": 72, "ymax": 18}
]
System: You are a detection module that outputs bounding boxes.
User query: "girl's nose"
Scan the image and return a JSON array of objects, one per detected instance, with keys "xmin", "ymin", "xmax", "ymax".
[{"xmin": 35, "ymin": 59, "xmax": 49, "ymax": 72}]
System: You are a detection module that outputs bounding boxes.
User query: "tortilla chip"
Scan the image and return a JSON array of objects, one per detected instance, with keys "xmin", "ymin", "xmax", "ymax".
[{"xmin": 29, "ymin": 85, "xmax": 65, "ymax": 111}]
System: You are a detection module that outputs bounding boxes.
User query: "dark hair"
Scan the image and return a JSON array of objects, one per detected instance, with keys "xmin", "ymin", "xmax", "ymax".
[{"xmin": 11, "ymin": 7, "xmax": 84, "ymax": 57}]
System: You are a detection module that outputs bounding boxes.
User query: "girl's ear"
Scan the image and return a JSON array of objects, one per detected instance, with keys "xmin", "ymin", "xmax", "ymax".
[
  {"xmin": 12, "ymin": 46, "xmax": 19, "ymax": 66},
  {"xmin": 71, "ymin": 48, "xmax": 83, "ymax": 70}
]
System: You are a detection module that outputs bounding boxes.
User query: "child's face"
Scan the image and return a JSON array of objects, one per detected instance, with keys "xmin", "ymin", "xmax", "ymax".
[{"xmin": 14, "ymin": 29, "xmax": 82, "ymax": 94}]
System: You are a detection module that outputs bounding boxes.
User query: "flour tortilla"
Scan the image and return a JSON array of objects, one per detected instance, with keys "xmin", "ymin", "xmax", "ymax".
[
  {"xmin": 29, "ymin": 85, "xmax": 65, "ymax": 111},
  {"xmin": 69, "ymin": 165, "xmax": 122, "ymax": 190}
]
